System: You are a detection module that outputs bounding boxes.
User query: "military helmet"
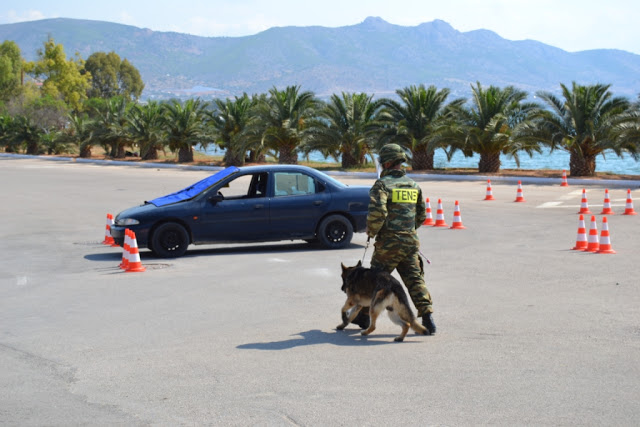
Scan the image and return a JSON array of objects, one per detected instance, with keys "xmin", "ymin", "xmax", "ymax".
[{"xmin": 378, "ymin": 143, "xmax": 407, "ymax": 166}]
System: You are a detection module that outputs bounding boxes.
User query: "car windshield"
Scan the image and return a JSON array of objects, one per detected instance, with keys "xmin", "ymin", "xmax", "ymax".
[{"xmin": 148, "ymin": 167, "xmax": 240, "ymax": 206}]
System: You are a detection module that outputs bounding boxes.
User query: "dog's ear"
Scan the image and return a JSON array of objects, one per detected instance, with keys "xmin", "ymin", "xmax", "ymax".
[
  {"xmin": 341, "ymin": 262, "xmax": 346, "ymax": 271},
  {"xmin": 356, "ymin": 260, "xmax": 362, "ymax": 267}
]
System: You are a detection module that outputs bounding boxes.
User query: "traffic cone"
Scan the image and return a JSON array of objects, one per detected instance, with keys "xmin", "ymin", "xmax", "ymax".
[
  {"xmin": 126, "ymin": 231, "xmax": 146, "ymax": 272},
  {"xmin": 514, "ymin": 180, "xmax": 526, "ymax": 202},
  {"xmin": 423, "ymin": 198, "xmax": 434, "ymax": 225},
  {"xmin": 450, "ymin": 200, "xmax": 466, "ymax": 229},
  {"xmin": 622, "ymin": 189, "xmax": 637, "ymax": 215},
  {"xmin": 585, "ymin": 215, "xmax": 600, "ymax": 252},
  {"xmin": 560, "ymin": 170, "xmax": 569, "ymax": 187},
  {"xmin": 571, "ymin": 214, "xmax": 588, "ymax": 250},
  {"xmin": 578, "ymin": 189, "xmax": 592, "ymax": 214},
  {"xmin": 596, "ymin": 217, "xmax": 616, "ymax": 254},
  {"xmin": 600, "ymin": 189, "xmax": 614, "ymax": 215},
  {"xmin": 102, "ymin": 213, "xmax": 117, "ymax": 246},
  {"xmin": 119, "ymin": 229, "xmax": 131, "ymax": 270},
  {"xmin": 484, "ymin": 180, "xmax": 495, "ymax": 200},
  {"xmin": 433, "ymin": 199, "xmax": 448, "ymax": 227}
]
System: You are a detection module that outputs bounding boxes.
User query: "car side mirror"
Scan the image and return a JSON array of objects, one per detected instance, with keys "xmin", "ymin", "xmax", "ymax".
[{"xmin": 209, "ymin": 194, "xmax": 224, "ymax": 204}]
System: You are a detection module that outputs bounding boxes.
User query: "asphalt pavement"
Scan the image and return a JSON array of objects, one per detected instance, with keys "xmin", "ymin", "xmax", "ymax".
[{"xmin": 1, "ymin": 156, "xmax": 639, "ymax": 426}]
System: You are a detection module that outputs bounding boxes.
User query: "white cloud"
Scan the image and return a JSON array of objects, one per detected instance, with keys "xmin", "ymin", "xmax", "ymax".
[{"xmin": 4, "ymin": 9, "xmax": 47, "ymax": 23}]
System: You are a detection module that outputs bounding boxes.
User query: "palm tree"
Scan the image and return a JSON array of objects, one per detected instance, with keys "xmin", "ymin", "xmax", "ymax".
[
  {"xmin": 207, "ymin": 94, "xmax": 255, "ymax": 166},
  {"xmin": 449, "ymin": 82, "xmax": 540, "ymax": 173},
  {"xmin": 58, "ymin": 113, "xmax": 94, "ymax": 157},
  {"xmin": 127, "ymin": 101, "xmax": 165, "ymax": 160},
  {"xmin": 303, "ymin": 92, "xmax": 386, "ymax": 168},
  {"xmin": 378, "ymin": 84, "xmax": 463, "ymax": 170},
  {"xmin": 251, "ymin": 86, "xmax": 319, "ymax": 164},
  {"xmin": 162, "ymin": 98, "xmax": 210, "ymax": 163},
  {"xmin": 91, "ymin": 97, "xmax": 132, "ymax": 158},
  {"xmin": 9, "ymin": 114, "xmax": 43, "ymax": 155},
  {"xmin": 521, "ymin": 82, "xmax": 632, "ymax": 176}
]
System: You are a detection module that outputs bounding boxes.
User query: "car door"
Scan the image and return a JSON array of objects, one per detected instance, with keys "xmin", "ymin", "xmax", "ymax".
[
  {"xmin": 198, "ymin": 173, "xmax": 270, "ymax": 242},
  {"xmin": 269, "ymin": 171, "xmax": 331, "ymax": 238}
]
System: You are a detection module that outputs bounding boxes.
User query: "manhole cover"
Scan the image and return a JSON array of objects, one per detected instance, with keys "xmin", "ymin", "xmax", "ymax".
[
  {"xmin": 74, "ymin": 241, "xmax": 108, "ymax": 246},
  {"xmin": 142, "ymin": 263, "xmax": 171, "ymax": 270}
]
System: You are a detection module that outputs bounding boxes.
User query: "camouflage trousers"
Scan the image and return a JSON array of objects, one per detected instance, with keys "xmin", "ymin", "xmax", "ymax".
[{"xmin": 369, "ymin": 233, "xmax": 433, "ymax": 316}]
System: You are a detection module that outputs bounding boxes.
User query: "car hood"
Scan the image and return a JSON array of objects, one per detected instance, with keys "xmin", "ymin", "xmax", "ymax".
[{"xmin": 115, "ymin": 202, "xmax": 159, "ymax": 222}]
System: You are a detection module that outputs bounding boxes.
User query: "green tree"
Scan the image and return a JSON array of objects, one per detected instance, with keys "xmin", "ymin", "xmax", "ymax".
[
  {"xmin": 379, "ymin": 84, "xmax": 464, "ymax": 170},
  {"xmin": 8, "ymin": 114, "xmax": 44, "ymax": 154},
  {"xmin": 251, "ymin": 86, "xmax": 319, "ymax": 164},
  {"xmin": 449, "ymin": 82, "xmax": 540, "ymax": 173},
  {"xmin": 91, "ymin": 96, "xmax": 133, "ymax": 158},
  {"xmin": 59, "ymin": 113, "xmax": 95, "ymax": 158},
  {"xmin": 84, "ymin": 51, "xmax": 144, "ymax": 100},
  {"xmin": 520, "ymin": 82, "xmax": 633, "ymax": 176},
  {"xmin": 0, "ymin": 40, "xmax": 23, "ymax": 101},
  {"xmin": 127, "ymin": 101, "xmax": 165, "ymax": 160},
  {"xmin": 28, "ymin": 37, "xmax": 91, "ymax": 112},
  {"xmin": 162, "ymin": 98, "xmax": 210, "ymax": 163},
  {"xmin": 207, "ymin": 94, "xmax": 256, "ymax": 166},
  {"xmin": 303, "ymin": 92, "xmax": 385, "ymax": 168}
]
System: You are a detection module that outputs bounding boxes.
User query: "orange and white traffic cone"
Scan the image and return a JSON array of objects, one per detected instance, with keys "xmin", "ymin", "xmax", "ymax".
[
  {"xmin": 585, "ymin": 215, "xmax": 600, "ymax": 253},
  {"xmin": 119, "ymin": 229, "xmax": 131, "ymax": 270},
  {"xmin": 514, "ymin": 180, "xmax": 526, "ymax": 202},
  {"xmin": 571, "ymin": 214, "xmax": 588, "ymax": 251},
  {"xmin": 623, "ymin": 189, "xmax": 637, "ymax": 215},
  {"xmin": 433, "ymin": 199, "xmax": 448, "ymax": 227},
  {"xmin": 596, "ymin": 217, "xmax": 616, "ymax": 254},
  {"xmin": 423, "ymin": 197, "xmax": 434, "ymax": 225},
  {"xmin": 102, "ymin": 213, "xmax": 117, "ymax": 246},
  {"xmin": 578, "ymin": 189, "xmax": 592, "ymax": 214},
  {"xmin": 126, "ymin": 231, "xmax": 146, "ymax": 273},
  {"xmin": 600, "ymin": 189, "xmax": 614, "ymax": 215},
  {"xmin": 560, "ymin": 170, "xmax": 569, "ymax": 187},
  {"xmin": 450, "ymin": 200, "xmax": 466, "ymax": 229},
  {"xmin": 484, "ymin": 180, "xmax": 495, "ymax": 200}
]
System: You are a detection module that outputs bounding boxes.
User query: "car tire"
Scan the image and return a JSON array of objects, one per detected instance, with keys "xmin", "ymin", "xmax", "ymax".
[
  {"xmin": 150, "ymin": 222, "xmax": 190, "ymax": 258},
  {"xmin": 317, "ymin": 214, "xmax": 353, "ymax": 249}
]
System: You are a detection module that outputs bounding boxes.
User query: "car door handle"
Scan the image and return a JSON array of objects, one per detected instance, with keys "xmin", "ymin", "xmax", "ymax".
[
  {"xmin": 254, "ymin": 204, "xmax": 264, "ymax": 209},
  {"xmin": 313, "ymin": 200, "xmax": 323, "ymax": 206}
]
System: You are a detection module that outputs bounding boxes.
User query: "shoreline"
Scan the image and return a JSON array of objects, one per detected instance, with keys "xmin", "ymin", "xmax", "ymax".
[{"xmin": 2, "ymin": 152, "xmax": 640, "ymax": 188}]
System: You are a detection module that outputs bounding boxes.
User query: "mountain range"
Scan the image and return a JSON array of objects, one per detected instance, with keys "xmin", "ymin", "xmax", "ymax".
[{"xmin": 1, "ymin": 17, "xmax": 639, "ymax": 100}]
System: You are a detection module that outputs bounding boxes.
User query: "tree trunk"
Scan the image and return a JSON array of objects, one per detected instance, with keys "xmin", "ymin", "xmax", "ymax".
[
  {"xmin": 142, "ymin": 146, "xmax": 158, "ymax": 161},
  {"xmin": 278, "ymin": 146, "xmax": 298, "ymax": 164},
  {"xmin": 25, "ymin": 141, "xmax": 39, "ymax": 155},
  {"xmin": 478, "ymin": 152, "xmax": 501, "ymax": 173},
  {"xmin": 341, "ymin": 150, "xmax": 358, "ymax": 169},
  {"xmin": 79, "ymin": 145, "xmax": 92, "ymax": 158},
  {"xmin": 115, "ymin": 144, "xmax": 126, "ymax": 159},
  {"xmin": 569, "ymin": 151, "xmax": 596, "ymax": 176},
  {"xmin": 178, "ymin": 145, "xmax": 193, "ymax": 163},
  {"xmin": 411, "ymin": 147, "xmax": 434, "ymax": 170},
  {"xmin": 248, "ymin": 150, "xmax": 265, "ymax": 163},
  {"xmin": 224, "ymin": 149, "xmax": 245, "ymax": 166}
]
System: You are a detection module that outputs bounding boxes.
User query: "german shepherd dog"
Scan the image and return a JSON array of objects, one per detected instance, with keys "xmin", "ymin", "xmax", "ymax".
[{"xmin": 337, "ymin": 261, "xmax": 428, "ymax": 342}]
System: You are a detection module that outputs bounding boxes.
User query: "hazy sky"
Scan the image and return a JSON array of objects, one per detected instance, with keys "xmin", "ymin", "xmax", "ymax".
[{"xmin": 2, "ymin": 0, "xmax": 639, "ymax": 54}]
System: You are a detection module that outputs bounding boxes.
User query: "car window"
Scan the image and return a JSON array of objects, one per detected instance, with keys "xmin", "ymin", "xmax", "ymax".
[
  {"xmin": 217, "ymin": 174, "xmax": 255, "ymax": 199},
  {"xmin": 274, "ymin": 172, "xmax": 317, "ymax": 197}
]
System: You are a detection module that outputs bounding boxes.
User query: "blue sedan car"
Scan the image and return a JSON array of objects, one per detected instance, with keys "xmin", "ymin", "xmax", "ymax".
[{"xmin": 110, "ymin": 165, "xmax": 371, "ymax": 257}]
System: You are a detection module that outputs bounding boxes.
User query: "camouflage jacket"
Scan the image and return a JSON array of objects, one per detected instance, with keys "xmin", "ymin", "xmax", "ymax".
[{"xmin": 366, "ymin": 169, "xmax": 426, "ymax": 239}]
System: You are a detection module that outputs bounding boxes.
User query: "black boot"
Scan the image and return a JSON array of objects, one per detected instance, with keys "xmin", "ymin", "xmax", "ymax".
[
  {"xmin": 352, "ymin": 311, "xmax": 370, "ymax": 329},
  {"xmin": 422, "ymin": 313, "xmax": 436, "ymax": 335}
]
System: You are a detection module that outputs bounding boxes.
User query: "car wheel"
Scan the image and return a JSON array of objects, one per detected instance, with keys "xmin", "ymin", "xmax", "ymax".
[
  {"xmin": 317, "ymin": 214, "xmax": 353, "ymax": 249},
  {"xmin": 150, "ymin": 222, "xmax": 189, "ymax": 258}
]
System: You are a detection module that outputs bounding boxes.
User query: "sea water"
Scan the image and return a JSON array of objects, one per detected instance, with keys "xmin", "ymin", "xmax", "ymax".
[{"xmin": 201, "ymin": 146, "xmax": 640, "ymax": 175}]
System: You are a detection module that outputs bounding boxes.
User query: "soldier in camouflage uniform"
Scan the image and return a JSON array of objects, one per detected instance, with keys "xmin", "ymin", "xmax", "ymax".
[{"xmin": 356, "ymin": 143, "xmax": 436, "ymax": 334}]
